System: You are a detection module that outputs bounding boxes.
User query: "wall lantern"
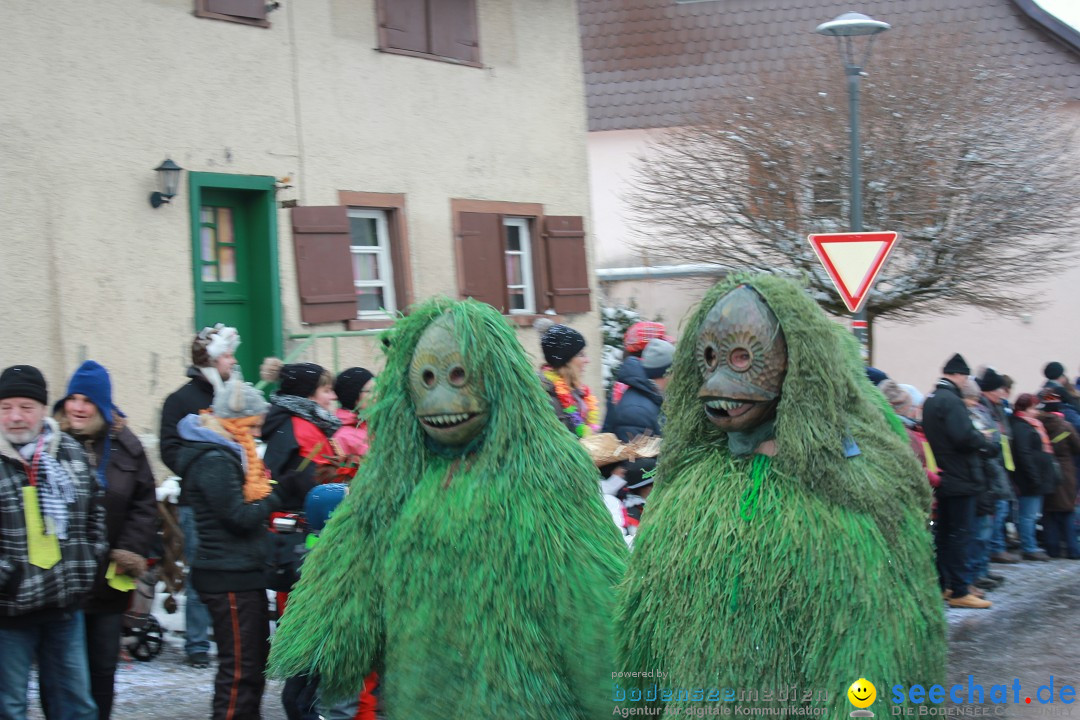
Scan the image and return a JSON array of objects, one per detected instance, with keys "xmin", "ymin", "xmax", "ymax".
[{"xmin": 149, "ymin": 158, "xmax": 183, "ymax": 208}]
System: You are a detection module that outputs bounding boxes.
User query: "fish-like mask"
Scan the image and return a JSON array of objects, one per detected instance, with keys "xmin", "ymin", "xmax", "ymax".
[
  {"xmin": 697, "ymin": 285, "xmax": 787, "ymax": 433},
  {"xmin": 409, "ymin": 315, "xmax": 489, "ymax": 446}
]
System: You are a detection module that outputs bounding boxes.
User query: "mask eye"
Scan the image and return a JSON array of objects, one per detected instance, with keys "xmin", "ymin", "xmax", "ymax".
[
  {"xmin": 703, "ymin": 344, "xmax": 718, "ymax": 370},
  {"xmin": 449, "ymin": 366, "xmax": 467, "ymax": 387},
  {"xmin": 729, "ymin": 348, "xmax": 752, "ymax": 372},
  {"xmin": 421, "ymin": 368, "xmax": 437, "ymax": 388}
]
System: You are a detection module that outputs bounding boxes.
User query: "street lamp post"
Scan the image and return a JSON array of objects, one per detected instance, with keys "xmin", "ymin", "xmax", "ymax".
[{"xmin": 815, "ymin": 12, "xmax": 890, "ymax": 354}]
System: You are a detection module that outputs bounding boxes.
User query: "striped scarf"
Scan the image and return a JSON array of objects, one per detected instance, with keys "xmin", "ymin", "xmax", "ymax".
[{"xmin": 19, "ymin": 425, "xmax": 77, "ymax": 540}]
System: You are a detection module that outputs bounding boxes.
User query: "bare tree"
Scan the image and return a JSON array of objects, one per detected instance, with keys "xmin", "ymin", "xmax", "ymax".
[{"xmin": 629, "ymin": 30, "xmax": 1080, "ymax": 354}]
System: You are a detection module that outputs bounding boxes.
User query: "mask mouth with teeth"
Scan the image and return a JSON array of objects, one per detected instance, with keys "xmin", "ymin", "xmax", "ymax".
[
  {"xmin": 410, "ymin": 314, "xmax": 489, "ymax": 447},
  {"xmin": 697, "ymin": 285, "xmax": 787, "ymax": 435}
]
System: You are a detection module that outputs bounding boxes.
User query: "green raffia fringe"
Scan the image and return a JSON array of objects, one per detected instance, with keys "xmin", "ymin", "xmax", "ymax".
[
  {"xmin": 267, "ymin": 298, "xmax": 628, "ymax": 718},
  {"xmin": 617, "ymin": 274, "xmax": 946, "ymax": 716}
]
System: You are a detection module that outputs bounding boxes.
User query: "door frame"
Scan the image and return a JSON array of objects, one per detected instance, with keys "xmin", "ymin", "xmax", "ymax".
[{"xmin": 188, "ymin": 171, "xmax": 283, "ymax": 361}]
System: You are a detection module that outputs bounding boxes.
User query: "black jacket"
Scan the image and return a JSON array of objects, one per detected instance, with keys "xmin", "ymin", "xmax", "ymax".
[
  {"xmin": 174, "ymin": 441, "xmax": 281, "ymax": 594},
  {"xmin": 922, "ymin": 379, "xmax": 992, "ymax": 497},
  {"xmin": 261, "ymin": 404, "xmax": 319, "ymax": 509},
  {"xmin": 159, "ymin": 367, "xmax": 215, "ymax": 504},
  {"xmin": 604, "ymin": 358, "xmax": 664, "ymax": 442},
  {"xmin": 73, "ymin": 424, "xmax": 158, "ymax": 615},
  {"xmin": 1009, "ymin": 415, "xmax": 1060, "ymax": 497}
]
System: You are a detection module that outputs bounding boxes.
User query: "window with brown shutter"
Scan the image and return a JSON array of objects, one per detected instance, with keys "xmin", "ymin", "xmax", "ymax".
[
  {"xmin": 452, "ymin": 200, "xmax": 592, "ymax": 320},
  {"xmin": 291, "ymin": 206, "xmax": 357, "ymax": 324},
  {"xmin": 195, "ymin": 0, "xmax": 270, "ymax": 27},
  {"xmin": 543, "ymin": 216, "xmax": 592, "ymax": 315},
  {"xmin": 338, "ymin": 191, "xmax": 415, "ymax": 330},
  {"xmin": 375, "ymin": 0, "xmax": 481, "ymax": 67}
]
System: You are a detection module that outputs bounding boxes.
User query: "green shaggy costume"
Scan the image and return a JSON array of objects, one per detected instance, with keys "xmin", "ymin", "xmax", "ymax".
[
  {"xmin": 269, "ymin": 298, "xmax": 627, "ymax": 718},
  {"xmin": 617, "ymin": 274, "xmax": 945, "ymax": 714}
]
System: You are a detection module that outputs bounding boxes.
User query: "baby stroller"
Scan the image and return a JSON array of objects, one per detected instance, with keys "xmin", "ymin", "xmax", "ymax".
[{"xmin": 121, "ymin": 558, "xmax": 165, "ymax": 661}]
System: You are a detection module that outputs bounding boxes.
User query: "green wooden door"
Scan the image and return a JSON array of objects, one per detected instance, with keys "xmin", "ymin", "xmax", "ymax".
[{"xmin": 190, "ymin": 175, "xmax": 281, "ymax": 380}]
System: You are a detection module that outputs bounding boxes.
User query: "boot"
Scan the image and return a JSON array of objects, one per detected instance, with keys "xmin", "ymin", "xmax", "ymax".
[
  {"xmin": 973, "ymin": 576, "xmax": 1001, "ymax": 591},
  {"xmin": 948, "ymin": 593, "xmax": 992, "ymax": 609},
  {"xmin": 985, "ymin": 571, "xmax": 1005, "ymax": 583},
  {"xmin": 1022, "ymin": 551, "xmax": 1051, "ymax": 561},
  {"xmin": 990, "ymin": 552, "xmax": 1020, "ymax": 563}
]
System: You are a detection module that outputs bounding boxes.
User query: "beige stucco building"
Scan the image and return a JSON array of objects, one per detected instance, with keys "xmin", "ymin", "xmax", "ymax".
[{"xmin": 1, "ymin": 0, "xmax": 601, "ymax": 439}]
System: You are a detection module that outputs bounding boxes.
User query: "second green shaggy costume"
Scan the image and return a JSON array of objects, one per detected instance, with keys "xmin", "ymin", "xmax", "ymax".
[{"xmin": 618, "ymin": 275, "xmax": 945, "ymax": 714}]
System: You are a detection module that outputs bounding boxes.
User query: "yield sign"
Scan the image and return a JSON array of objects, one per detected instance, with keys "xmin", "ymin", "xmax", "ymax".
[{"xmin": 807, "ymin": 231, "xmax": 899, "ymax": 313}]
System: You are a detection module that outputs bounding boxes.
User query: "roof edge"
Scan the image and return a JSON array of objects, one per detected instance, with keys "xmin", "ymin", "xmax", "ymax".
[{"xmin": 1013, "ymin": 0, "xmax": 1080, "ymax": 55}]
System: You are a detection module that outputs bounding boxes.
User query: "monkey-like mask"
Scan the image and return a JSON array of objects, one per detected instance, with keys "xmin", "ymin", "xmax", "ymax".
[{"xmin": 409, "ymin": 315, "xmax": 489, "ymax": 447}]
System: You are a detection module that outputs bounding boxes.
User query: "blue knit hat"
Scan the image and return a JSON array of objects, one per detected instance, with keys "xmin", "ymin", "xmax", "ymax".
[{"xmin": 65, "ymin": 361, "xmax": 123, "ymax": 425}]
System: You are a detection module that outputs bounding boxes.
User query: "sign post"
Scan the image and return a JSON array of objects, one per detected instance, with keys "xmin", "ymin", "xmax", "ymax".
[{"xmin": 808, "ymin": 231, "xmax": 899, "ymax": 352}]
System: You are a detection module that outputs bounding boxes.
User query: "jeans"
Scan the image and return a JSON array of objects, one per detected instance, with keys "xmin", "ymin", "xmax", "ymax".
[
  {"xmin": 1043, "ymin": 510, "xmax": 1080, "ymax": 558},
  {"xmin": 1017, "ymin": 495, "xmax": 1044, "ymax": 553},
  {"xmin": 0, "ymin": 610, "xmax": 97, "ymax": 720},
  {"xmin": 989, "ymin": 499, "xmax": 1011, "ymax": 554},
  {"xmin": 179, "ymin": 505, "xmax": 212, "ymax": 656},
  {"xmin": 41, "ymin": 612, "xmax": 123, "ymax": 720},
  {"xmin": 935, "ymin": 494, "xmax": 977, "ymax": 597},
  {"xmin": 967, "ymin": 513, "xmax": 993, "ymax": 580}
]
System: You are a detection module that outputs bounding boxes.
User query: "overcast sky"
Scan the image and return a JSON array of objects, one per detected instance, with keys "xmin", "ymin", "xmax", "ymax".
[{"xmin": 1034, "ymin": 0, "xmax": 1080, "ymax": 31}]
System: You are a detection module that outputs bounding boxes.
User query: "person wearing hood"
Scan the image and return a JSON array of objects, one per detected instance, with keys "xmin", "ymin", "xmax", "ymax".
[
  {"xmin": 332, "ymin": 367, "xmax": 375, "ymax": 461},
  {"xmin": 259, "ymin": 360, "xmax": 344, "ymax": 504},
  {"xmin": 605, "ymin": 339, "xmax": 674, "ymax": 442},
  {"xmin": 43, "ymin": 362, "xmax": 156, "ymax": 720},
  {"xmin": 174, "ymin": 373, "xmax": 296, "ymax": 720},
  {"xmin": 158, "ymin": 324, "xmax": 240, "ymax": 669}
]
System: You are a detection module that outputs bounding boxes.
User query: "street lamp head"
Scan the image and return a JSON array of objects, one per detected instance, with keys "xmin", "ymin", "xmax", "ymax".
[{"xmin": 815, "ymin": 12, "xmax": 890, "ymax": 37}]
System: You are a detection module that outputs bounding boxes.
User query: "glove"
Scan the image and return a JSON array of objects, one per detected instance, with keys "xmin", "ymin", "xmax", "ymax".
[
  {"xmin": 111, "ymin": 549, "xmax": 148, "ymax": 578},
  {"xmin": 0, "ymin": 560, "xmax": 24, "ymax": 597},
  {"xmin": 273, "ymin": 470, "xmax": 310, "ymax": 511}
]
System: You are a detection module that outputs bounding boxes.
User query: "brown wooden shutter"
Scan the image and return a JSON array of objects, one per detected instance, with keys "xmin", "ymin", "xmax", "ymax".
[
  {"xmin": 429, "ymin": 0, "xmax": 479, "ymax": 64},
  {"xmin": 458, "ymin": 212, "xmax": 507, "ymax": 311},
  {"xmin": 206, "ymin": 0, "xmax": 266, "ymax": 20},
  {"xmin": 379, "ymin": 0, "xmax": 429, "ymax": 54},
  {"xmin": 291, "ymin": 206, "xmax": 357, "ymax": 324},
  {"xmin": 543, "ymin": 216, "xmax": 592, "ymax": 314}
]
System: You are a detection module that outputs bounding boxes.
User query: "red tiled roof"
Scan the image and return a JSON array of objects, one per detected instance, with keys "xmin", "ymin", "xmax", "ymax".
[{"xmin": 580, "ymin": 0, "xmax": 1080, "ymax": 131}]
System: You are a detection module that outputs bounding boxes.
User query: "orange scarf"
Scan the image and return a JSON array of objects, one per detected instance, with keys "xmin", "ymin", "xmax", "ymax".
[
  {"xmin": 216, "ymin": 416, "xmax": 272, "ymax": 501},
  {"xmin": 1017, "ymin": 410, "xmax": 1053, "ymax": 454}
]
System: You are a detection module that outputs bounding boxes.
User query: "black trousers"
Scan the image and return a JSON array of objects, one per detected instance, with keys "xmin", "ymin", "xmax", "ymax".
[
  {"xmin": 935, "ymin": 493, "xmax": 977, "ymax": 596},
  {"xmin": 202, "ymin": 590, "xmax": 270, "ymax": 720}
]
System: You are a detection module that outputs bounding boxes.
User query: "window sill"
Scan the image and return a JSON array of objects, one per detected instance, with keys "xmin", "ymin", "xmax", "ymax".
[
  {"xmin": 346, "ymin": 318, "xmax": 396, "ymax": 331},
  {"xmin": 194, "ymin": 9, "xmax": 270, "ymax": 27},
  {"xmin": 506, "ymin": 313, "xmax": 562, "ymax": 327},
  {"xmin": 376, "ymin": 47, "xmax": 482, "ymax": 69}
]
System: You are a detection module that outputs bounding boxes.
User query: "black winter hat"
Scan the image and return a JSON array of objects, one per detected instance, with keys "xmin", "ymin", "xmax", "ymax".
[
  {"xmin": 624, "ymin": 457, "xmax": 658, "ymax": 490},
  {"xmin": 541, "ymin": 324, "xmax": 587, "ymax": 368},
  {"xmin": 976, "ymin": 368, "xmax": 1005, "ymax": 393},
  {"xmin": 1044, "ymin": 362, "xmax": 1065, "ymax": 380},
  {"xmin": 865, "ymin": 367, "xmax": 889, "ymax": 385},
  {"xmin": 334, "ymin": 367, "xmax": 374, "ymax": 411},
  {"xmin": 942, "ymin": 353, "xmax": 970, "ymax": 376},
  {"xmin": 0, "ymin": 365, "xmax": 48, "ymax": 405}
]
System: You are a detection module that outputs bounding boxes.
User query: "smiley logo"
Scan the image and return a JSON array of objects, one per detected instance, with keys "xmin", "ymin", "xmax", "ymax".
[{"xmin": 848, "ymin": 678, "xmax": 877, "ymax": 709}]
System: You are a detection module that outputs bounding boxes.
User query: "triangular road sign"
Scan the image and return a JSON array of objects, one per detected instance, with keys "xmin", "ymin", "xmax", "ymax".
[{"xmin": 807, "ymin": 231, "xmax": 899, "ymax": 313}]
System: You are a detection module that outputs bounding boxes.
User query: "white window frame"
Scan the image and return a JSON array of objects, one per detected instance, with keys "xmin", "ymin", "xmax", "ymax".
[
  {"xmin": 347, "ymin": 207, "xmax": 396, "ymax": 319},
  {"xmin": 503, "ymin": 217, "xmax": 536, "ymax": 314}
]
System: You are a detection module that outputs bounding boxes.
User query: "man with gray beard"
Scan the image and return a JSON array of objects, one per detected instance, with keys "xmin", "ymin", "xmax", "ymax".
[{"xmin": 0, "ymin": 365, "xmax": 106, "ymax": 719}]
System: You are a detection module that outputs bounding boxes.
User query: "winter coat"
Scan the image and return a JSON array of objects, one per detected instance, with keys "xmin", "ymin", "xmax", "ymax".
[
  {"xmin": 922, "ymin": 379, "xmax": 992, "ymax": 497},
  {"xmin": 159, "ymin": 367, "xmax": 215, "ymax": 504},
  {"xmin": 262, "ymin": 405, "xmax": 337, "ymax": 507},
  {"xmin": 1038, "ymin": 411, "xmax": 1080, "ymax": 512},
  {"xmin": 173, "ymin": 436, "xmax": 281, "ymax": 594},
  {"xmin": 0, "ymin": 419, "xmax": 107, "ymax": 620},
  {"xmin": 604, "ymin": 358, "xmax": 664, "ymax": 442},
  {"xmin": 69, "ymin": 422, "xmax": 158, "ymax": 615},
  {"xmin": 1009, "ymin": 414, "xmax": 1060, "ymax": 497},
  {"xmin": 539, "ymin": 373, "xmax": 593, "ymax": 436},
  {"xmin": 333, "ymin": 408, "xmax": 369, "ymax": 459}
]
